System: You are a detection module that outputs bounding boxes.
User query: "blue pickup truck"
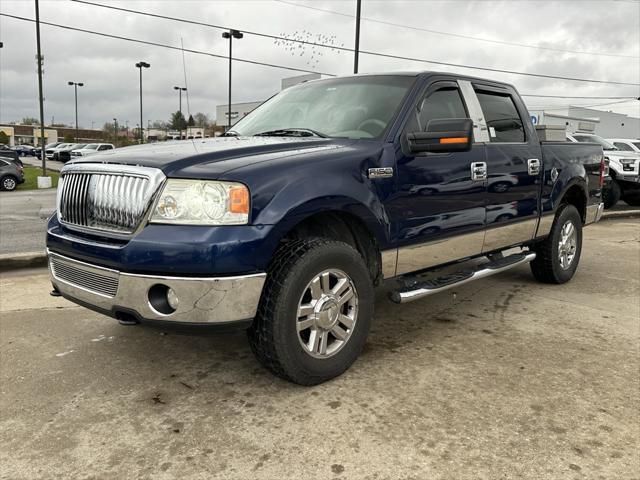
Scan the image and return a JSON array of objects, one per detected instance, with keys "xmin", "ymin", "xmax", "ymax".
[{"xmin": 47, "ymin": 72, "xmax": 605, "ymax": 384}]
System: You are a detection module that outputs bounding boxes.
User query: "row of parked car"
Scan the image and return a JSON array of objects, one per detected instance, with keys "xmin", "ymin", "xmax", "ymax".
[
  {"xmin": 11, "ymin": 142, "xmax": 115, "ymax": 163},
  {"xmin": 566, "ymin": 134, "xmax": 640, "ymax": 208}
]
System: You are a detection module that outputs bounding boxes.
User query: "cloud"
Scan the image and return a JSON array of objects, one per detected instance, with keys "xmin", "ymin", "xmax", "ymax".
[{"xmin": 0, "ymin": 0, "xmax": 638, "ymax": 129}]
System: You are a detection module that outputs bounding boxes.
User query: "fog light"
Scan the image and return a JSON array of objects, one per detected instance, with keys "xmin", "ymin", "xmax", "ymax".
[
  {"xmin": 148, "ymin": 284, "xmax": 177, "ymax": 315},
  {"xmin": 167, "ymin": 288, "xmax": 179, "ymax": 310}
]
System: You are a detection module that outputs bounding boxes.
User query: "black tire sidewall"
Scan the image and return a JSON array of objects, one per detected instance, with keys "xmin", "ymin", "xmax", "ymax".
[
  {"xmin": 549, "ymin": 205, "xmax": 583, "ymax": 283},
  {"xmin": 603, "ymin": 180, "xmax": 621, "ymax": 209},
  {"xmin": 1, "ymin": 176, "xmax": 17, "ymax": 191},
  {"xmin": 272, "ymin": 242, "xmax": 374, "ymax": 382}
]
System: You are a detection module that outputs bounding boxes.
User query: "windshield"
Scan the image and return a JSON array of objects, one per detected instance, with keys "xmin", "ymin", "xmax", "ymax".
[
  {"xmin": 573, "ymin": 134, "xmax": 617, "ymax": 150},
  {"xmin": 231, "ymin": 75, "xmax": 416, "ymax": 140},
  {"xmin": 633, "ymin": 142, "xmax": 640, "ymax": 150}
]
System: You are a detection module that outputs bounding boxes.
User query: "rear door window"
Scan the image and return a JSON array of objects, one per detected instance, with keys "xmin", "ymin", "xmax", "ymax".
[{"xmin": 476, "ymin": 91, "xmax": 525, "ymax": 143}]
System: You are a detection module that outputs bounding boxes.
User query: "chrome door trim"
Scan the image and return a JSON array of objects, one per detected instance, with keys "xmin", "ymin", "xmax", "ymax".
[
  {"xmin": 458, "ymin": 80, "xmax": 490, "ymax": 143},
  {"xmin": 396, "ymin": 230, "xmax": 485, "ymax": 276},
  {"xmin": 471, "ymin": 162, "xmax": 487, "ymax": 181},
  {"xmin": 482, "ymin": 218, "xmax": 537, "ymax": 253},
  {"xmin": 527, "ymin": 158, "xmax": 541, "ymax": 176}
]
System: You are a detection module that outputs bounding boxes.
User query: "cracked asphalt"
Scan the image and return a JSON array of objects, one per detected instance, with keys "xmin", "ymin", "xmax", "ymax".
[{"xmin": 0, "ymin": 220, "xmax": 638, "ymax": 479}]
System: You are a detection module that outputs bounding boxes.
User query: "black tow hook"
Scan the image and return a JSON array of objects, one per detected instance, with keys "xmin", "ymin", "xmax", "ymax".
[{"xmin": 50, "ymin": 288, "xmax": 61, "ymax": 297}]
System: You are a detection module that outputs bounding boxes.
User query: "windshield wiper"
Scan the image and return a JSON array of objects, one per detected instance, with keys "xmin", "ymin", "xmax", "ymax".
[{"xmin": 254, "ymin": 128, "xmax": 328, "ymax": 138}]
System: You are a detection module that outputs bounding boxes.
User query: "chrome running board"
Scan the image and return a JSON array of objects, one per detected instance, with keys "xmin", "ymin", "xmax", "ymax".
[{"xmin": 390, "ymin": 252, "xmax": 536, "ymax": 304}]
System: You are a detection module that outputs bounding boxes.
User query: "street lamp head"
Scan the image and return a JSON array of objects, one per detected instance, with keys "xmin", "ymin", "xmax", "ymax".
[
  {"xmin": 136, "ymin": 61, "xmax": 150, "ymax": 68},
  {"xmin": 174, "ymin": 86, "xmax": 180, "ymax": 90},
  {"xmin": 67, "ymin": 81, "xmax": 74, "ymax": 85},
  {"xmin": 231, "ymin": 30, "xmax": 243, "ymax": 39},
  {"xmin": 78, "ymin": 82, "xmax": 84, "ymax": 87},
  {"xmin": 222, "ymin": 31, "xmax": 230, "ymax": 39}
]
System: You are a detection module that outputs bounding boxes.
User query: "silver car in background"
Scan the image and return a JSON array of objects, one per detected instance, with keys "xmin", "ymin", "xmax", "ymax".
[{"xmin": 70, "ymin": 143, "xmax": 115, "ymax": 158}]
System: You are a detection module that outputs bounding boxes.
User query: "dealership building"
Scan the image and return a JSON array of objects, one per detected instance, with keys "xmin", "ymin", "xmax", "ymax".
[
  {"xmin": 528, "ymin": 106, "xmax": 640, "ymax": 138},
  {"xmin": 0, "ymin": 124, "xmax": 104, "ymax": 146},
  {"xmin": 215, "ymin": 73, "xmax": 322, "ymax": 129}
]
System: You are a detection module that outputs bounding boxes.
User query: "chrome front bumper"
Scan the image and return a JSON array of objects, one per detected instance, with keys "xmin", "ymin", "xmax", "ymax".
[
  {"xmin": 48, "ymin": 250, "xmax": 266, "ymax": 324},
  {"xmin": 586, "ymin": 202, "xmax": 604, "ymax": 225}
]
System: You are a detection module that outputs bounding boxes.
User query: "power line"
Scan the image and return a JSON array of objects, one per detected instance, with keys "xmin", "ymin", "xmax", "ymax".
[
  {"xmin": 273, "ymin": 0, "xmax": 640, "ymax": 60},
  {"xmin": 521, "ymin": 94, "xmax": 639, "ymax": 99},
  {"xmin": 69, "ymin": 0, "xmax": 640, "ymax": 87},
  {"xmin": 0, "ymin": 13, "xmax": 337, "ymax": 77}
]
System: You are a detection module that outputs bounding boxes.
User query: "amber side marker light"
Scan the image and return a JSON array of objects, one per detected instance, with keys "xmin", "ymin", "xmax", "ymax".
[
  {"xmin": 440, "ymin": 137, "xmax": 468, "ymax": 144},
  {"xmin": 229, "ymin": 186, "xmax": 250, "ymax": 214}
]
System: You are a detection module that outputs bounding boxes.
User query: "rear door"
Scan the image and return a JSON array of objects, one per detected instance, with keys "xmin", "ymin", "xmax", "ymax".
[{"xmin": 472, "ymin": 84, "xmax": 543, "ymax": 253}]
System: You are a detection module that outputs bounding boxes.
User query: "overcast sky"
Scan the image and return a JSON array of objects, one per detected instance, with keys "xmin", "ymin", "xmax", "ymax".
[{"xmin": 1, "ymin": 0, "xmax": 639, "ymax": 130}]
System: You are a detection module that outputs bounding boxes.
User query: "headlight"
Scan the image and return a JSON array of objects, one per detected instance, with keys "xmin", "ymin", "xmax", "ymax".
[{"xmin": 150, "ymin": 179, "xmax": 249, "ymax": 225}]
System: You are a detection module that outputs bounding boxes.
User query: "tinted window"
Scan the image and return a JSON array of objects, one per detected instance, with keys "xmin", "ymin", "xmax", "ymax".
[
  {"xmin": 476, "ymin": 92, "xmax": 525, "ymax": 142},
  {"xmin": 613, "ymin": 142, "xmax": 633, "ymax": 151},
  {"xmin": 99, "ymin": 145, "xmax": 113, "ymax": 150},
  {"xmin": 418, "ymin": 88, "xmax": 467, "ymax": 132}
]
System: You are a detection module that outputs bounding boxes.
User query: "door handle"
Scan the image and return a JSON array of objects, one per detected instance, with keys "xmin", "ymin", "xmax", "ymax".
[
  {"xmin": 528, "ymin": 158, "xmax": 541, "ymax": 176},
  {"xmin": 470, "ymin": 162, "xmax": 487, "ymax": 181}
]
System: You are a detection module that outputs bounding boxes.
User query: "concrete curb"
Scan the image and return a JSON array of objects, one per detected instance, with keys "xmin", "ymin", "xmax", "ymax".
[
  {"xmin": 0, "ymin": 252, "xmax": 48, "ymax": 273},
  {"xmin": 602, "ymin": 209, "xmax": 640, "ymax": 220}
]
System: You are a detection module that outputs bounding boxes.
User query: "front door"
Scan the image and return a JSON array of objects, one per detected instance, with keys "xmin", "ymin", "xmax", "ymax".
[{"xmin": 385, "ymin": 80, "xmax": 487, "ymax": 276}]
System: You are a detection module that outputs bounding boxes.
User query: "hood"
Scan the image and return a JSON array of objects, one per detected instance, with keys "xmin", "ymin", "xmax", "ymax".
[
  {"xmin": 68, "ymin": 136, "xmax": 354, "ymax": 177},
  {"xmin": 604, "ymin": 150, "xmax": 640, "ymax": 160}
]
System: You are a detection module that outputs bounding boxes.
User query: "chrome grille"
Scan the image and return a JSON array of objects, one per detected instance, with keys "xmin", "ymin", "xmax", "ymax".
[
  {"xmin": 57, "ymin": 164, "xmax": 165, "ymax": 236},
  {"xmin": 49, "ymin": 253, "xmax": 119, "ymax": 297}
]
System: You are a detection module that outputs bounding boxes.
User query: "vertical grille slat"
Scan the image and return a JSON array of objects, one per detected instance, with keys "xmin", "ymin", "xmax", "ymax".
[{"xmin": 58, "ymin": 167, "xmax": 158, "ymax": 235}]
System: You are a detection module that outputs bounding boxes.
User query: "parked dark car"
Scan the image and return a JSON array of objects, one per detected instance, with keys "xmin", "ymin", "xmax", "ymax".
[
  {"xmin": 48, "ymin": 71, "xmax": 605, "ymax": 385},
  {"xmin": 0, "ymin": 156, "xmax": 25, "ymax": 191},
  {"xmin": 12, "ymin": 145, "xmax": 36, "ymax": 156},
  {"xmin": 56, "ymin": 143, "xmax": 86, "ymax": 163}
]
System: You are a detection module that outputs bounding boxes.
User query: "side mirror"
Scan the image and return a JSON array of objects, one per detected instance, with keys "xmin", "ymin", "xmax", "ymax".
[{"xmin": 407, "ymin": 118, "xmax": 473, "ymax": 154}]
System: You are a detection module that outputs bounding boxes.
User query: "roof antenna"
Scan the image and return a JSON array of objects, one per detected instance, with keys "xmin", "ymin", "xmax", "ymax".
[{"xmin": 180, "ymin": 37, "xmax": 192, "ymax": 136}]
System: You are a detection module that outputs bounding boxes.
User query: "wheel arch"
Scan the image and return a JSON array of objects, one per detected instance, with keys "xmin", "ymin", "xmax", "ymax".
[{"xmin": 264, "ymin": 199, "xmax": 389, "ymax": 284}]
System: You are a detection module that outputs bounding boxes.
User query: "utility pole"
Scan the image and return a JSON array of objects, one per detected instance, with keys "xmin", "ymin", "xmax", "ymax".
[
  {"xmin": 35, "ymin": 0, "xmax": 47, "ymax": 176},
  {"xmin": 113, "ymin": 118, "xmax": 118, "ymax": 145},
  {"xmin": 222, "ymin": 29, "xmax": 243, "ymax": 130},
  {"xmin": 173, "ymin": 86, "xmax": 187, "ymax": 139},
  {"xmin": 68, "ymin": 81, "xmax": 83, "ymax": 142},
  {"xmin": 135, "ymin": 61, "xmax": 150, "ymax": 144},
  {"xmin": 353, "ymin": 0, "xmax": 362, "ymax": 74}
]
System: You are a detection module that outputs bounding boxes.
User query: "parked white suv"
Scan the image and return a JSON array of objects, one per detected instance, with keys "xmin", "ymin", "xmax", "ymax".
[
  {"xmin": 567, "ymin": 133, "xmax": 639, "ymax": 207},
  {"xmin": 70, "ymin": 143, "xmax": 115, "ymax": 157}
]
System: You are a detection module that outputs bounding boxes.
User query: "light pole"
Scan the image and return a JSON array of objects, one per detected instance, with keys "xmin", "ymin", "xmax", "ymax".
[
  {"xmin": 173, "ymin": 86, "xmax": 187, "ymax": 139},
  {"xmin": 221, "ymin": 29, "xmax": 243, "ymax": 130},
  {"xmin": 113, "ymin": 118, "xmax": 118, "ymax": 145},
  {"xmin": 135, "ymin": 61, "xmax": 150, "ymax": 144},
  {"xmin": 67, "ymin": 81, "xmax": 84, "ymax": 142},
  {"xmin": 354, "ymin": 0, "xmax": 362, "ymax": 74}
]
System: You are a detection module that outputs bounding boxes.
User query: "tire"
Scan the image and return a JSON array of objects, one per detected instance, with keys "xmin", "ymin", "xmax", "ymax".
[
  {"xmin": 530, "ymin": 204, "xmax": 582, "ymax": 284},
  {"xmin": 247, "ymin": 238, "xmax": 374, "ymax": 385},
  {"xmin": 602, "ymin": 180, "xmax": 621, "ymax": 209},
  {"xmin": 0, "ymin": 175, "xmax": 18, "ymax": 191}
]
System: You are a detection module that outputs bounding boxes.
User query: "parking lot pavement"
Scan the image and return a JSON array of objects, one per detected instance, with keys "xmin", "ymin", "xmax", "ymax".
[
  {"xmin": 0, "ymin": 220, "xmax": 638, "ymax": 480},
  {"xmin": 0, "ymin": 189, "xmax": 56, "ymax": 255},
  {"xmin": 20, "ymin": 156, "xmax": 64, "ymax": 172}
]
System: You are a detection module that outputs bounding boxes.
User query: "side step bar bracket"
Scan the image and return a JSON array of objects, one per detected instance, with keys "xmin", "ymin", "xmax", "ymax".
[{"xmin": 390, "ymin": 252, "xmax": 536, "ymax": 304}]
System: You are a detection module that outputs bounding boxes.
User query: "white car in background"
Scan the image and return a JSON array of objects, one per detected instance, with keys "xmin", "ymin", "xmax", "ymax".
[
  {"xmin": 70, "ymin": 143, "xmax": 115, "ymax": 158},
  {"xmin": 567, "ymin": 133, "xmax": 640, "ymax": 207},
  {"xmin": 607, "ymin": 138, "xmax": 640, "ymax": 154}
]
